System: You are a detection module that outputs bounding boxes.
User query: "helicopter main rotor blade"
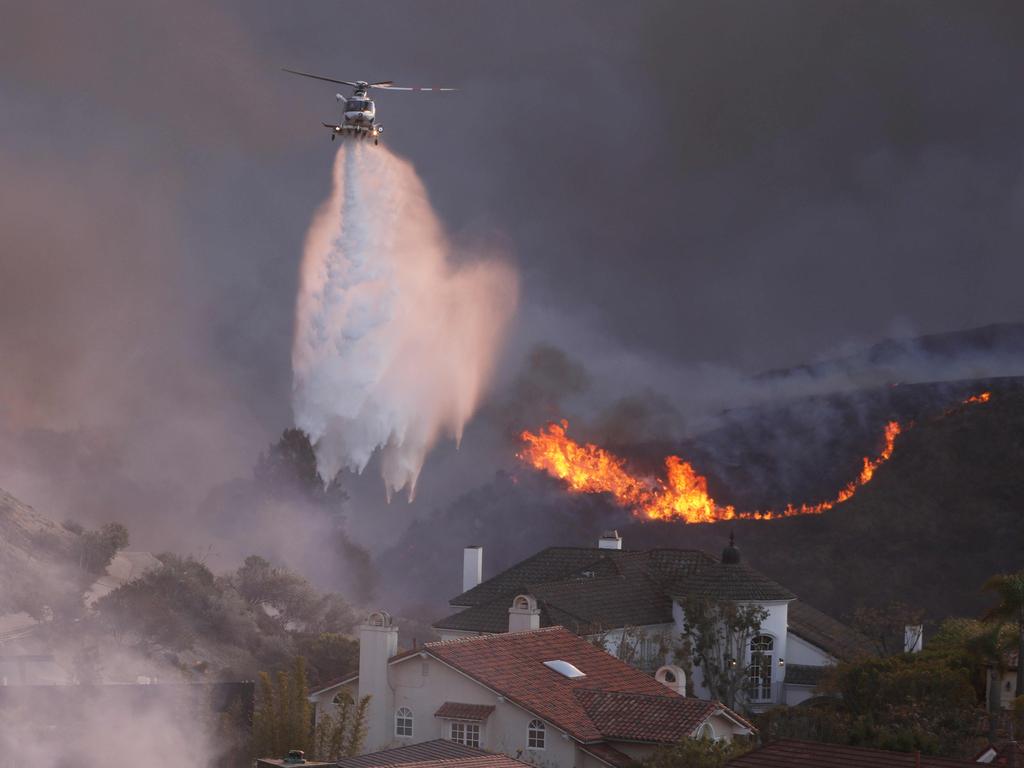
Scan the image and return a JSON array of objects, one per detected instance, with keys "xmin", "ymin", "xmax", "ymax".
[
  {"xmin": 375, "ymin": 85, "xmax": 459, "ymax": 92},
  {"xmin": 282, "ymin": 68, "xmax": 361, "ymax": 88}
]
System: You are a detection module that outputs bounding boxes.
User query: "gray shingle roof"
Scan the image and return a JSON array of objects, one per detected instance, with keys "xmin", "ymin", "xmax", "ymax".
[
  {"xmin": 787, "ymin": 600, "xmax": 874, "ymax": 662},
  {"xmin": 450, "ymin": 547, "xmax": 631, "ymax": 607},
  {"xmin": 437, "ymin": 547, "xmax": 796, "ymax": 635},
  {"xmin": 783, "ymin": 664, "xmax": 827, "ymax": 687}
]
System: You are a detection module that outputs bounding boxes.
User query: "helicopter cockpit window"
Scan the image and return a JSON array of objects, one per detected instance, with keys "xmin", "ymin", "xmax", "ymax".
[{"xmin": 346, "ymin": 100, "xmax": 370, "ymax": 111}]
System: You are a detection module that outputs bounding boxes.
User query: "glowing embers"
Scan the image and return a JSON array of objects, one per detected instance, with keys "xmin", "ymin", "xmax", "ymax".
[{"xmin": 517, "ymin": 392, "xmax": 992, "ymax": 523}]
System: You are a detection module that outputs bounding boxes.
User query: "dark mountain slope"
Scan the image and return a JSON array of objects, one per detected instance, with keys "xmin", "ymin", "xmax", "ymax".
[
  {"xmin": 386, "ymin": 381, "xmax": 1024, "ymax": 625},
  {"xmin": 622, "ymin": 385, "xmax": 1024, "ymax": 620}
]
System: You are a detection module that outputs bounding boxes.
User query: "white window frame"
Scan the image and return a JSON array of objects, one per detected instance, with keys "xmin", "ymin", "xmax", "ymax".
[
  {"xmin": 449, "ymin": 721, "xmax": 481, "ymax": 747},
  {"xmin": 395, "ymin": 707, "xmax": 414, "ymax": 738},
  {"xmin": 527, "ymin": 719, "xmax": 546, "ymax": 750},
  {"xmin": 748, "ymin": 634, "xmax": 774, "ymax": 702}
]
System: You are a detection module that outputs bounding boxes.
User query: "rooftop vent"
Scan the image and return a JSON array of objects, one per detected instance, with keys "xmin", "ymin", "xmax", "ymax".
[{"xmin": 543, "ymin": 660, "xmax": 586, "ymax": 679}]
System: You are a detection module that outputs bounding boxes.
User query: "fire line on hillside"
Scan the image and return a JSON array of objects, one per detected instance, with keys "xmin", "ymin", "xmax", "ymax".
[{"xmin": 517, "ymin": 392, "xmax": 991, "ymax": 524}]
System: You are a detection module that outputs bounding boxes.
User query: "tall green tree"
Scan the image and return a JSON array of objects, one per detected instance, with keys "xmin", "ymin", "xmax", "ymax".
[
  {"xmin": 253, "ymin": 657, "xmax": 315, "ymax": 758},
  {"xmin": 313, "ymin": 689, "xmax": 371, "ymax": 760},
  {"xmin": 983, "ymin": 570, "xmax": 1024, "ymax": 699}
]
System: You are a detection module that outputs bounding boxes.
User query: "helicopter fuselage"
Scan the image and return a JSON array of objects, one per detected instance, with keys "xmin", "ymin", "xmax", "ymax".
[{"xmin": 324, "ymin": 93, "xmax": 383, "ymax": 143}]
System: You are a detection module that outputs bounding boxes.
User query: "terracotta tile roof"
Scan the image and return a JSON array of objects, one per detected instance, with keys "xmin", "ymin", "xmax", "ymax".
[
  {"xmin": 580, "ymin": 742, "xmax": 637, "ymax": 768},
  {"xmin": 336, "ymin": 740, "xmax": 526, "ymax": 768},
  {"xmin": 423, "ymin": 627, "xmax": 745, "ymax": 744},
  {"xmin": 434, "ymin": 702, "xmax": 496, "ymax": 721},
  {"xmin": 573, "ymin": 689, "xmax": 754, "ymax": 742},
  {"xmin": 726, "ymin": 740, "xmax": 976, "ymax": 768},
  {"xmin": 787, "ymin": 601, "xmax": 874, "ymax": 662}
]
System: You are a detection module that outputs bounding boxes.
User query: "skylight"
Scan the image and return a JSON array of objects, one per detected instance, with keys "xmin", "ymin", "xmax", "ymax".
[{"xmin": 543, "ymin": 660, "xmax": 586, "ymax": 679}]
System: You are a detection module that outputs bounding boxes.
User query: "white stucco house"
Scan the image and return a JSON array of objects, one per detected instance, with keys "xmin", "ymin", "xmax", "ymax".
[
  {"xmin": 434, "ymin": 533, "xmax": 873, "ymax": 709},
  {"xmin": 310, "ymin": 615, "xmax": 754, "ymax": 768}
]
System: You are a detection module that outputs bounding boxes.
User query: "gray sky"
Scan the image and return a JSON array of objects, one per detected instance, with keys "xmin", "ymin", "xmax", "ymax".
[{"xmin": 1, "ymin": 1, "xmax": 1023, "ymax": 554}]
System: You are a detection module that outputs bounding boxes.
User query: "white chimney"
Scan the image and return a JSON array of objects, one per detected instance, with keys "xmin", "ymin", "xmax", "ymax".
[
  {"xmin": 508, "ymin": 594, "xmax": 541, "ymax": 632},
  {"xmin": 904, "ymin": 625, "xmax": 923, "ymax": 654},
  {"xmin": 598, "ymin": 530, "xmax": 622, "ymax": 550},
  {"xmin": 463, "ymin": 545, "xmax": 483, "ymax": 592},
  {"xmin": 655, "ymin": 665, "xmax": 686, "ymax": 696},
  {"xmin": 359, "ymin": 611, "xmax": 399, "ymax": 750}
]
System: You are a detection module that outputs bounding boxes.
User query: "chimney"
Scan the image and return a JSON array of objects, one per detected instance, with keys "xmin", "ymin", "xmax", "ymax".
[
  {"xmin": 655, "ymin": 665, "xmax": 686, "ymax": 696},
  {"xmin": 508, "ymin": 594, "xmax": 541, "ymax": 632},
  {"xmin": 904, "ymin": 625, "xmax": 923, "ymax": 654},
  {"xmin": 463, "ymin": 546, "xmax": 483, "ymax": 592},
  {"xmin": 598, "ymin": 530, "xmax": 622, "ymax": 550},
  {"xmin": 358, "ymin": 611, "xmax": 398, "ymax": 750}
]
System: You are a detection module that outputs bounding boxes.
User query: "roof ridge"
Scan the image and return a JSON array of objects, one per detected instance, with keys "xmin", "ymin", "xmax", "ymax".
[
  {"xmin": 573, "ymin": 687, "xmax": 701, "ymax": 704},
  {"xmin": 424, "ymin": 625, "xmax": 565, "ymax": 648}
]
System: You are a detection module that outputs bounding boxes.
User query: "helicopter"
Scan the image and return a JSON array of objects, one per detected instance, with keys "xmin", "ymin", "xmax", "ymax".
[{"xmin": 283, "ymin": 68, "xmax": 457, "ymax": 144}]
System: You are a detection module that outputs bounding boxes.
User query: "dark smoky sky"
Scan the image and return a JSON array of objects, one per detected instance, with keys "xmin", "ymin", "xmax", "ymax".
[{"xmin": 2, "ymin": 0, "xmax": 1024, "ymax": 556}]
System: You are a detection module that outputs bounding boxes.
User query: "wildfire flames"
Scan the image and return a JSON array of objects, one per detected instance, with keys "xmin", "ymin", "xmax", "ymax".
[{"xmin": 517, "ymin": 392, "xmax": 992, "ymax": 523}]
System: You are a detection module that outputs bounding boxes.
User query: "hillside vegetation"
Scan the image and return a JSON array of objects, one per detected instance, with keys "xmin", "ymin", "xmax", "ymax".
[{"xmin": 625, "ymin": 384, "xmax": 1024, "ymax": 621}]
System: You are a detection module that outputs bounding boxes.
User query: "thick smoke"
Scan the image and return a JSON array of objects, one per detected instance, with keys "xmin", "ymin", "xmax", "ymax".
[{"xmin": 292, "ymin": 145, "xmax": 517, "ymax": 497}]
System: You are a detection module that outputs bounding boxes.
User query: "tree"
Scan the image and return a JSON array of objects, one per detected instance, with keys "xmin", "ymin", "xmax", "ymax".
[
  {"xmin": 254, "ymin": 429, "xmax": 346, "ymax": 502},
  {"xmin": 75, "ymin": 522, "xmax": 130, "ymax": 574},
  {"xmin": 761, "ymin": 652, "xmax": 980, "ymax": 756},
  {"xmin": 677, "ymin": 596, "xmax": 768, "ymax": 710},
  {"xmin": 296, "ymin": 633, "xmax": 359, "ymax": 686},
  {"xmin": 851, "ymin": 601, "xmax": 925, "ymax": 657},
  {"xmin": 983, "ymin": 570, "xmax": 1024, "ymax": 700},
  {"xmin": 313, "ymin": 689, "xmax": 371, "ymax": 760},
  {"xmin": 640, "ymin": 736, "xmax": 752, "ymax": 768},
  {"xmin": 253, "ymin": 657, "xmax": 314, "ymax": 758}
]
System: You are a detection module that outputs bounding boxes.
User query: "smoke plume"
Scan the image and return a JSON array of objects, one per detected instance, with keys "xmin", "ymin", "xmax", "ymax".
[{"xmin": 292, "ymin": 145, "xmax": 517, "ymax": 498}]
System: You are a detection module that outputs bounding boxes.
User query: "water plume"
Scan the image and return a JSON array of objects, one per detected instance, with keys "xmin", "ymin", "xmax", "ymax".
[{"xmin": 292, "ymin": 144, "xmax": 517, "ymax": 498}]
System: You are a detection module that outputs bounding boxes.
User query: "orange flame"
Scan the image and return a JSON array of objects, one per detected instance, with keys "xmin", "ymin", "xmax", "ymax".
[{"xmin": 517, "ymin": 392, "xmax": 991, "ymax": 523}]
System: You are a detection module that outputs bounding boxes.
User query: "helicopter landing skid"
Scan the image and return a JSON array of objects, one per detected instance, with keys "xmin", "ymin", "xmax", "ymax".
[{"xmin": 322, "ymin": 123, "xmax": 382, "ymax": 145}]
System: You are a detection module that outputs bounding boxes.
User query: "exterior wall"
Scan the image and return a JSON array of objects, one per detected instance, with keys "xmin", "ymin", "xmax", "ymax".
[
  {"xmin": 587, "ymin": 623, "xmax": 676, "ymax": 673},
  {"xmin": 989, "ymin": 668, "xmax": 1018, "ymax": 710},
  {"xmin": 676, "ymin": 600, "xmax": 790, "ymax": 708},
  {"xmin": 310, "ymin": 680, "xmax": 359, "ymax": 725},
  {"xmin": 785, "ymin": 633, "xmax": 834, "ymax": 667}
]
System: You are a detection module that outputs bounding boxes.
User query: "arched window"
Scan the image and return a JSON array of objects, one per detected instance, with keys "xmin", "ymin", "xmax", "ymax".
[
  {"xmin": 527, "ymin": 719, "xmax": 545, "ymax": 750},
  {"xmin": 395, "ymin": 707, "xmax": 413, "ymax": 738},
  {"xmin": 748, "ymin": 634, "xmax": 774, "ymax": 702},
  {"xmin": 697, "ymin": 722, "xmax": 716, "ymax": 740}
]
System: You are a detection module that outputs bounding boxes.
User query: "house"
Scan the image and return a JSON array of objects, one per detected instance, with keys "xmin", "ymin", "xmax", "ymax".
[
  {"xmin": 434, "ymin": 533, "xmax": 872, "ymax": 708},
  {"xmin": 309, "ymin": 614, "xmax": 754, "ymax": 768},
  {"xmin": 986, "ymin": 653, "xmax": 1021, "ymax": 711},
  {"xmin": 726, "ymin": 739, "xmax": 976, "ymax": 767},
  {"xmin": 334, "ymin": 739, "xmax": 531, "ymax": 768}
]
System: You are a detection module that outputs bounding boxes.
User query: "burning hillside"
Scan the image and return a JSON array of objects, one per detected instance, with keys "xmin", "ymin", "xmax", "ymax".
[{"xmin": 518, "ymin": 392, "xmax": 990, "ymax": 523}]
